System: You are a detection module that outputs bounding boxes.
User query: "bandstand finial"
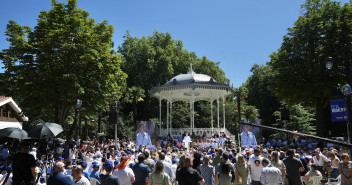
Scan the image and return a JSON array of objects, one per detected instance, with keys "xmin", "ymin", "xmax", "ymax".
[{"xmin": 188, "ymin": 63, "xmax": 195, "ymax": 76}]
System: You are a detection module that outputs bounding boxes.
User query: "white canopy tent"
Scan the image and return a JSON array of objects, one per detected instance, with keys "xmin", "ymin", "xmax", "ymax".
[{"xmin": 150, "ymin": 65, "xmax": 235, "ymax": 135}]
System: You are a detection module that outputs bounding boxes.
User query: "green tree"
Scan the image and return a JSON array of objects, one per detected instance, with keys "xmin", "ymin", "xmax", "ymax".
[
  {"xmin": 129, "ymin": 86, "xmax": 145, "ymax": 125},
  {"xmin": 119, "ymin": 31, "xmax": 233, "ymax": 130},
  {"xmin": 268, "ymin": 0, "xmax": 351, "ymax": 136},
  {"xmin": 0, "ymin": 0, "xmax": 127, "ymax": 128},
  {"xmin": 245, "ymin": 64, "xmax": 281, "ymax": 126},
  {"xmin": 272, "ymin": 104, "xmax": 316, "ymax": 137},
  {"xmin": 242, "ymin": 104, "xmax": 259, "ymax": 121},
  {"xmin": 234, "ymin": 86, "xmax": 247, "ymax": 124}
]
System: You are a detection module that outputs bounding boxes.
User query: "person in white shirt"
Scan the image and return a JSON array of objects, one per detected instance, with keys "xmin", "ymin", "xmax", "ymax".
[
  {"xmin": 206, "ymin": 131, "xmax": 211, "ymax": 138},
  {"xmin": 113, "ymin": 156, "xmax": 135, "ymax": 185},
  {"xmin": 183, "ymin": 133, "xmax": 192, "ymax": 151},
  {"xmin": 248, "ymin": 147, "xmax": 264, "ymax": 185},
  {"xmin": 312, "ymin": 149, "xmax": 329, "ymax": 172},
  {"xmin": 72, "ymin": 165, "xmax": 90, "ymax": 185},
  {"xmin": 260, "ymin": 158, "xmax": 282, "ymax": 185},
  {"xmin": 29, "ymin": 148, "xmax": 37, "ymax": 160}
]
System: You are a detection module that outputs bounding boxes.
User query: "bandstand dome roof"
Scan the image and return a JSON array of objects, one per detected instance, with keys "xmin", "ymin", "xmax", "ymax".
[{"xmin": 150, "ymin": 67, "xmax": 235, "ymax": 102}]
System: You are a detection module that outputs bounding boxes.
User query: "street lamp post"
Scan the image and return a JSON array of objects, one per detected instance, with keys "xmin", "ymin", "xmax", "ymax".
[{"xmin": 325, "ymin": 45, "xmax": 351, "ymax": 143}]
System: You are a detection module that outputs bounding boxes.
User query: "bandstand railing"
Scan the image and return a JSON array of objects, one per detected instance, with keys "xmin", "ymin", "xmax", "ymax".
[{"xmin": 159, "ymin": 127, "xmax": 237, "ymax": 143}]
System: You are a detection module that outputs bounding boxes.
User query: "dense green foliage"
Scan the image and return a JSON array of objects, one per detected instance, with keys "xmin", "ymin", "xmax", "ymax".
[
  {"xmin": 0, "ymin": 0, "xmax": 127, "ymax": 130},
  {"xmin": 118, "ymin": 31, "xmax": 235, "ymax": 131},
  {"xmin": 268, "ymin": 0, "xmax": 352, "ymax": 136},
  {"xmin": 245, "ymin": 64, "xmax": 281, "ymax": 126},
  {"xmin": 4, "ymin": 0, "xmax": 349, "ymax": 139},
  {"xmin": 272, "ymin": 104, "xmax": 316, "ymax": 138}
]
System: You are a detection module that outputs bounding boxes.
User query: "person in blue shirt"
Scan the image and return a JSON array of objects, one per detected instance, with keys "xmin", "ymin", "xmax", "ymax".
[
  {"xmin": 276, "ymin": 139, "xmax": 283, "ymax": 147},
  {"xmin": 90, "ymin": 164, "xmax": 100, "ymax": 180},
  {"xmin": 136, "ymin": 122, "xmax": 152, "ymax": 148},
  {"xmin": 81, "ymin": 162, "xmax": 90, "ymax": 180},
  {"xmin": 132, "ymin": 154, "xmax": 151, "ymax": 185},
  {"xmin": 1, "ymin": 146, "xmax": 9, "ymax": 161},
  {"xmin": 47, "ymin": 162, "xmax": 73, "ymax": 185},
  {"xmin": 241, "ymin": 125, "xmax": 257, "ymax": 148}
]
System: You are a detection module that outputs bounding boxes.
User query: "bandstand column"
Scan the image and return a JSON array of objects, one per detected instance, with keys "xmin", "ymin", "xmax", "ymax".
[
  {"xmin": 223, "ymin": 96, "xmax": 226, "ymax": 129},
  {"xmin": 167, "ymin": 100, "xmax": 169, "ymax": 135},
  {"xmin": 170, "ymin": 99, "xmax": 173, "ymax": 135},
  {"xmin": 190, "ymin": 99, "xmax": 192, "ymax": 129},
  {"xmin": 217, "ymin": 96, "xmax": 220, "ymax": 134},
  {"xmin": 192, "ymin": 91, "xmax": 195, "ymax": 133},
  {"xmin": 211, "ymin": 99, "xmax": 213, "ymax": 134},
  {"xmin": 159, "ymin": 98, "xmax": 162, "ymax": 134}
]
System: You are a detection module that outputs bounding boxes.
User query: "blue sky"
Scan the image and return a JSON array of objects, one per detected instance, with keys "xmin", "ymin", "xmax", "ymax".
[{"xmin": 1, "ymin": 0, "xmax": 350, "ymax": 88}]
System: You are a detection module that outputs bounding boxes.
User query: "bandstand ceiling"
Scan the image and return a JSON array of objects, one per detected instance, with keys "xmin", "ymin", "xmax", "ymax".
[{"xmin": 150, "ymin": 69, "xmax": 235, "ymax": 102}]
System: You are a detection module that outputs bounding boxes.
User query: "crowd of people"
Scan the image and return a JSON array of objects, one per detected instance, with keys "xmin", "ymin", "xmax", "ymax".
[{"xmin": 0, "ymin": 131, "xmax": 350, "ymax": 185}]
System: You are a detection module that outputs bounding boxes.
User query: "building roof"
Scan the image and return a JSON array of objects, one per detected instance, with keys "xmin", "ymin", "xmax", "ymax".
[
  {"xmin": 0, "ymin": 96, "xmax": 10, "ymax": 104},
  {"xmin": 163, "ymin": 70, "xmax": 222, "ymax": 87},
  {"xmin": 150, "ymin": 66, "xmax": 235, "ymax": 102},
  {"xmin": 0, "ymin": 96, "xmax": 28, "ymax": 122}
]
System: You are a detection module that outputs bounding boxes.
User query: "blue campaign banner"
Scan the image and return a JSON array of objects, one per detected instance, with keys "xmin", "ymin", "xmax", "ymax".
[{"xmin": 330, "ymin": 99, "xmax": 347, "ymax": 122}]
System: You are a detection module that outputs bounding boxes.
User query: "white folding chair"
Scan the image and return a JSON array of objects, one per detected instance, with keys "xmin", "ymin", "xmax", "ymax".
[
  {"xmin": 308, "ymin": 176, "xmax": 322, "ymax": 185},
  {"xmin": 90, "ymin": 177, "xmax": 100, "ymax": 185},
  {"xmin": 328, "ymin": 175, "xmax": 341, "ymax": 185}
]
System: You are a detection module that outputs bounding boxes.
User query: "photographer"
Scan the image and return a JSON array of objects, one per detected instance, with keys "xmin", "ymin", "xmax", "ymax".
[{"xmin": 12, "ymin": 141, "xmax": 37, "ymax": 185}]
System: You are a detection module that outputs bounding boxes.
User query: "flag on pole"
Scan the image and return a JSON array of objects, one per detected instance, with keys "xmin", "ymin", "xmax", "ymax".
[{"xmin": 116, "ymin": 156, "xmax": 131, "ymax": 170}]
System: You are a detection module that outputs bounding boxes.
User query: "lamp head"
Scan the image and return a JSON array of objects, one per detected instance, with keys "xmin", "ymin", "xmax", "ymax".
[{"xmin": 325, "ymin": 57, "xmax": 334, "ymax": 70}]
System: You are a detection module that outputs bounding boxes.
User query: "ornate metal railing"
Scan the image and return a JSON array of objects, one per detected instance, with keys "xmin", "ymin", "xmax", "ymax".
[{"xmin": 159, "ymin": 127, "xmax": 237, "ymax": 142}]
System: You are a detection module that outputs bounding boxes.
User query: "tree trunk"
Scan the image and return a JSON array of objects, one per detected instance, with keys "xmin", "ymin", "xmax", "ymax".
[
  {"xmin": 133, "ymin": 98, "xmax": 137, "ymax": 125},
  {"xmin": 85, "ymin": 118, "xmax": 89, "ymax": 140},
  {"xmin": 78, "ymin": 116, "xmax": 82, "ymax": 140},
  {"xmin": 73, "ymin": 108, "xmax": 78, "ymax": 140},
  {"xmin": 98, "ymin": 109, "xmax": 102, "ymax": 133},
  {"xmin": 316, "ymin": 102, "xmax": 326, "ymax": 137}
]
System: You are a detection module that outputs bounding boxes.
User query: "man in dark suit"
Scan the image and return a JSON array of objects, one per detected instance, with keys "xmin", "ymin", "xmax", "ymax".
[
  {"xmin": 47, "ymin": 162, "xmax": 73, "ymax": 185},
  {"xmin": 131, "ymin": 154, "xmax": 151, "ymax": 185}
]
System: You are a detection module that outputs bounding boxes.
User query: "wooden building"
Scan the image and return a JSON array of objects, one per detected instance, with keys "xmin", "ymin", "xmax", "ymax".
[{"xmin": 0, "ymin": 96, "xmax": 28, "ymax": 129}]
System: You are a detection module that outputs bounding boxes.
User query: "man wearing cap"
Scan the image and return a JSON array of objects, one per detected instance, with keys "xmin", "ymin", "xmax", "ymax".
[
  {"xmin": 81, "ymin": 162, "xmax": 90, "ymax": 180},
  {"xmin": 260, "ymin": 158, "xmax": 282, "ymax": 185},
  {"xmin": 47, "ymin": 162, "xmax": 73, "ymax": 185},
  {"xmin": 57, "ymin": 157, "xmax": 64, "ymax": 163},
  {"xmin": 100, "ymin": 160, "xmax": 120, "ymax": 185},
  {"xmin": 12, "ymin": 141, "xmax": 37, "ymax": 185},
  {"xmin": 89, "ymin": 161, "xmax": 98, "ymax": 173},
  {"xmin": 72, "ymin": 165, "xmax": 90, "ymax": 185},
  {"xmin": 90, "ymin": 163, "xmax": 100, "ymax": 181},
  {"xmin": 113, "ymin": 156, "xmax": 135, "ymax": 185}
]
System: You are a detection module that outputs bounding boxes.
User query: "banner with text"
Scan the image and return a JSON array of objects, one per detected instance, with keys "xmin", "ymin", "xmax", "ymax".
[{"xmin": 330, "ymin": 99, "xmax": 347, "ymax": 122}]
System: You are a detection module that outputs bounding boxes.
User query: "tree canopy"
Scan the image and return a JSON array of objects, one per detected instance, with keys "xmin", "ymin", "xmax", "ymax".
[
  {"xmin": 267, "ymin": 0, "xmax": 352, "ymax": 136},
  {"xmin": 0, "ymin": 0, "xmax": 127, "ymax": 126}
]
